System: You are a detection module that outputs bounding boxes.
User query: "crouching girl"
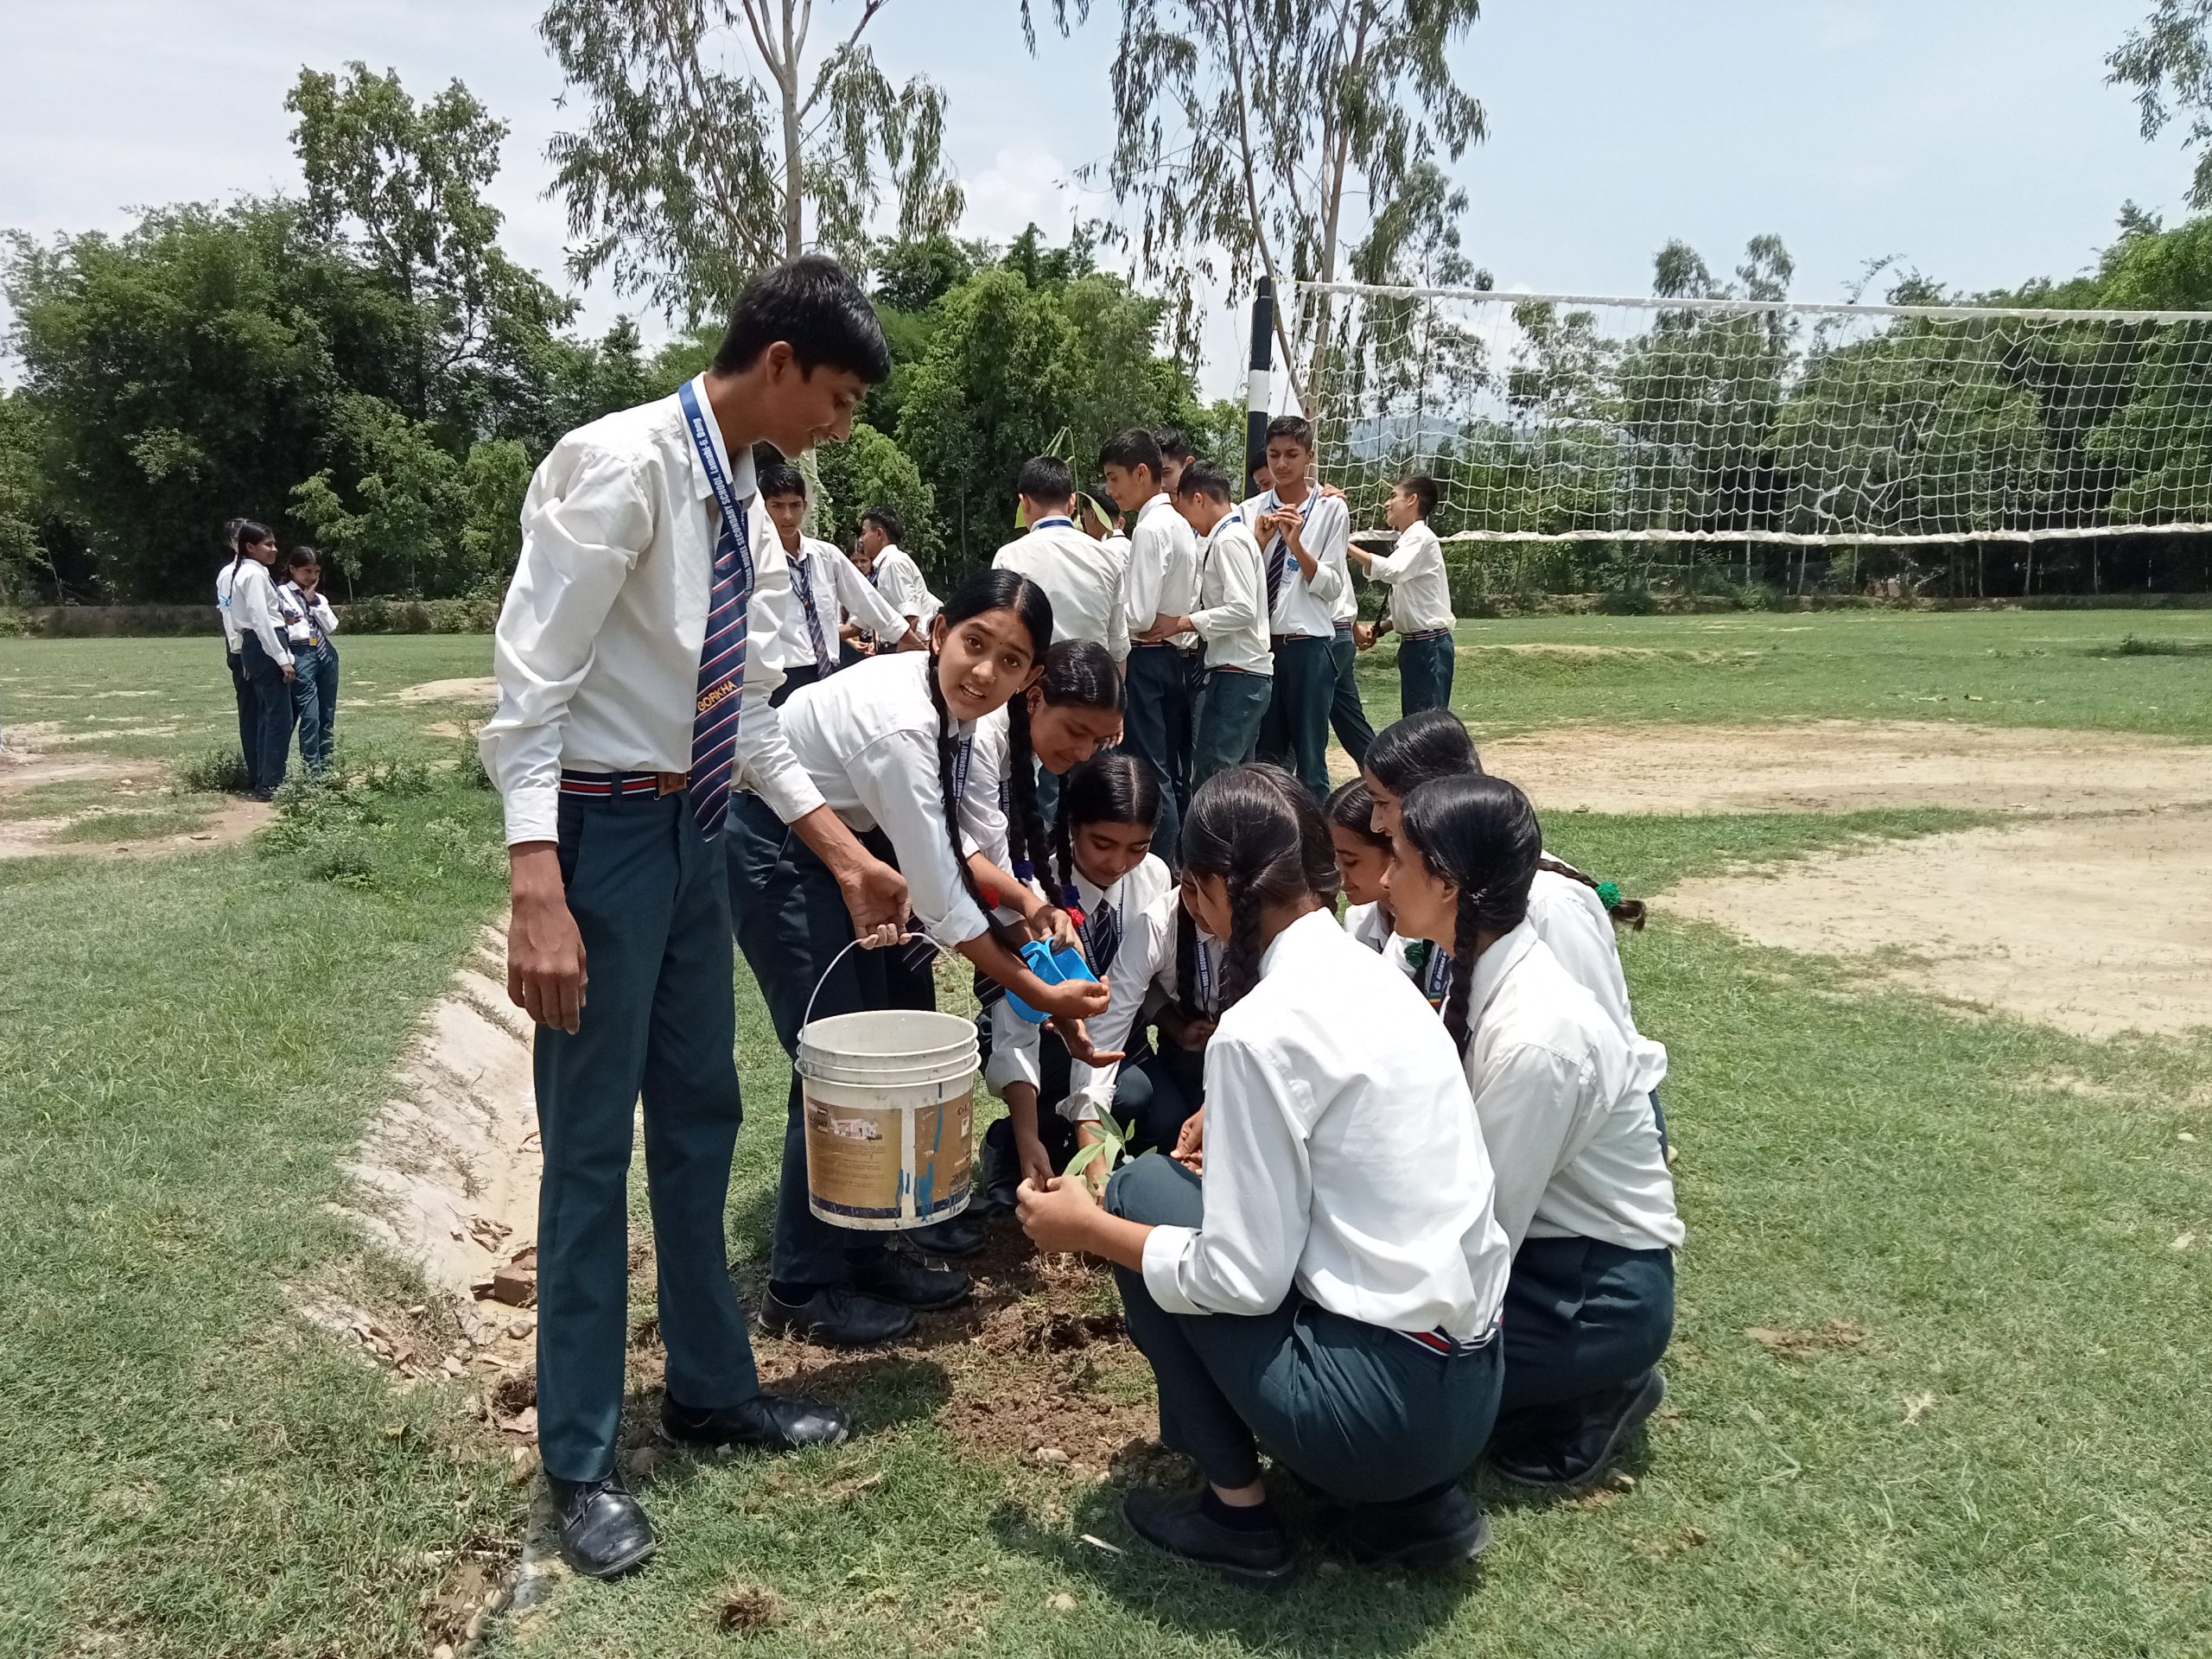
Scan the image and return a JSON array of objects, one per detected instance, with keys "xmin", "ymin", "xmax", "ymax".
[
  {"xmin": 1386, "ymin": 772, "xmax": 1681, "ymax": 1490},
  {"xmin": 1018, "ymin": 764, "xmax": 1511, "ymax": 1579}
]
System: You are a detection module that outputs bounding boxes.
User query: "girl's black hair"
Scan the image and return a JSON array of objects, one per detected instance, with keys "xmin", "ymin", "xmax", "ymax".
[
  {"xmin": 923, "ymin": 568, "xmax": 1054, "ymax": 950},
  {"xmin": 1398, "ymin": 772, "xmax": 1541, "ymax": 1052},
  {"xmin": 1538, "ymin": 855, "xmax": 1648, "ymax": 931},
  {"xmin": 1179, "ymin": 763, "xmax": 1338, "ymax": 1014},
  {"xmin": 229, "ymin": 519, "xmax": 276, "ymax": 572},
  {"xmin": 285, "ymin": 544, "xmax": 321, "ymax": 575},
  {"xmin": 1325, "ymin": 779, "xmax": 1389, "ymax": 851},
  {"xmin": 1364, "ymin": 707, "xmax": 1480, "ymax": 798},
  {"xmin": 1052, "ymin": 752, "xmax": 1160, "ymax": 904}
]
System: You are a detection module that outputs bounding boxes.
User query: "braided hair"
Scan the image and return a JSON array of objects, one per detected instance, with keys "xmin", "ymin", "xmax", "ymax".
[
  {"xmin": 1397, "ymin": 773, "xmax": 1541, "ymax": 1052},
  {"xmin": 1538, "ymin": 855, "xmax": 1648, "ymax": 931},
  {"xmin": 1052, "ymin": 751, "xmax": 1161, "ymax": 902},
  {"xmin": 1179, "ymin": 763, "xmax": 1338, "ymax": 1014},
  {"xmin": 924, "ymin": 568, "xmax": 1054, "ymax": 951}
]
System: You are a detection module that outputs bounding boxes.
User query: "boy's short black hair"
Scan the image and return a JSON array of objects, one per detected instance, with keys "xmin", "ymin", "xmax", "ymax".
[
  {"xmin": 1399, "ymin": 472, "xmax": 1440, "ymax": 518},
  {"xmin": 1096, "ymin": 428, "xmax": 1165, "ymax": 480},
  {"xmin": 1154, "ymin": 428, "xmax": 1194, "ymax": 465},
  {"xmin": 712, "ymin": 254, "xmax": 893, "ymax": 383},
  {"xmin": 1264, "ymin": 413, "xmax": 1315, "ymax": 451},
  {"xmin": 1016, "ymin": 454, "xmax": 1075, "ymax": 506},
  {"xmin": 862, "ymin": 505, "xmax": 905, "ymax": 543},
  {"xmin": 1173, "ymin": 460, "xmax": 1233, "ymax": 505},
  {"xmin": 759, "ymin": 461, "xmax": 809, "ymax": 500}
]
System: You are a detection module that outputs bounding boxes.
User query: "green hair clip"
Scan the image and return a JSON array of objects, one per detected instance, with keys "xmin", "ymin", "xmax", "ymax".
[{"xmin": 1595, "ymin": 880, "xmax": 1623, "ymax": 911}]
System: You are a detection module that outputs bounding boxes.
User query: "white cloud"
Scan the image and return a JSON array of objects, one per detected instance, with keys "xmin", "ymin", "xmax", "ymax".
[{"xmin": 959, "ymin": 144, "xmax": 1081, "ymax": 242}]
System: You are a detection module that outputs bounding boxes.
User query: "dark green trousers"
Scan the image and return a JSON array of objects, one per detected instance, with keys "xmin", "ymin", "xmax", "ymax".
[
  {"xmin": 1498, "ymin": 1236, "xmax": 1675, "ymax": 1417},
  {"xmin": 533, "ymin": 788, "xmax": 759, "ymax": 1481},
  {"xmin": 1256, "ymin": 633, "xmax": 1334, "ymax": 800},
  {"xmin": 1105, "ymin": 1154, "xmax": 1502, "ymax": 1502}
]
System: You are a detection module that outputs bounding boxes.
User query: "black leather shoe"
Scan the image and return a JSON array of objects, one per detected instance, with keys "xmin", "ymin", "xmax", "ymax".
[
  {"xmin": 851, "ymin": 1251, "xmax": 974, "ymax": 1310},
  {"xmin": 905, "ymin": 1210, "xmax": 990, "ymax": 1259},
  {"xmin": 662, "ymin": 1390, "xmax": 851, "ymax": 1452},
  {"xmin": 757, "ymin": 1286, "xmax": 915, "ymax": 1347},
  {"xmin": 1122, "ymin": 1488, "xmax": 1294, "ymax": 1583},
  {"xmin": 1318, "ymin": 1485, "xmax": 1491, "ymax": 1571},
  {"xmin": 1491, "ymin": 1368, "xmax": 1666, "ymax": 1490},
  {"xmin": 976, "ymin": 1124, "xmax": 1021, "ymax": 1215},
  {"xmin": 548, "ymin": 1469, "xmax": 656, "ymax": 1580}
]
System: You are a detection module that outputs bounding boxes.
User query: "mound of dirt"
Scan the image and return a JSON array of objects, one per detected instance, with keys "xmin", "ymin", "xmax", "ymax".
[
  {"xmin": 1664, "ymin": 805, "xmax": 2212, "ymax": 1038},
  {"xmin": 1483, "ymin": 720, "xmax": 2212, "ymax": 818},
  {"xmin": 391, "ymin": 677, "xmax": 499, "ymax": 705}
]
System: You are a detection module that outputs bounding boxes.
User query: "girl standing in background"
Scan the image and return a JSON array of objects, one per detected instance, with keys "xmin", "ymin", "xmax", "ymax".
[{"xmin": 277, "ymin": 547, "xmax": 340, "ymax": 777}]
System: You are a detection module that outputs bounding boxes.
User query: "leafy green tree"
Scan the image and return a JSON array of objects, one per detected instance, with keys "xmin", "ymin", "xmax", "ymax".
[
  {"xmin": 812, "ymin": 420, "xmax": 937, "ymax": 560},
  {"xmin": 540, "ymin": 0, "xmax": 963, "ymax": 324},
  {"xmin": 2110, "ymin": 2, "xmax": 2212, "ymax": 208},
  {"xmin": 0, "ymin": 392, "xmax": 61, "ymax": 603}
]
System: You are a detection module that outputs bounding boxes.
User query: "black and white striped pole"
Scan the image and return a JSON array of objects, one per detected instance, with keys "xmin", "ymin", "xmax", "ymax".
[{"xmin": 1245, "ymin": 276, "xmax": 1274, "ymax": 488}]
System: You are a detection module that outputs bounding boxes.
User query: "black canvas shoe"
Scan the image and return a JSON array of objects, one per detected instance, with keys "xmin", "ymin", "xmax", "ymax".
[
  {"xmin": 1491, "ymin": 1369, "xmax": 1667, "ymax": 1490},
  {"xmin": 756, "ymin": 1286, "xmax": 915, "ymax": 1347},
  {"xmin": 905, "ymin": 1210, "xmax": 990, "ymax": 1259},
  {"xmin": 851, "ymin": 1252, "xmax": 974, "ymax": 1311},
  {"xmin": 548, "ymin": 1469, "xmax": 656, "ymax": 1580},
  {"xmin": 1319, "ymin": 1484, "xmax": 1491, "ymax": 1571},
  {"xmin": 1122, "ymin": 1488, "xmax": 1294, "ymax": 1583},
  {"xmin": 661, "ymin": 1391, "xmax": 851, "ymax": 1452}
]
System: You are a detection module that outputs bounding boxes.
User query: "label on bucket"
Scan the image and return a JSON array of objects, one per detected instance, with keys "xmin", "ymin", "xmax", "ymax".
[{"xmin": 803, "ymin": 1084, "xmax": 974, "ymax": 1226}]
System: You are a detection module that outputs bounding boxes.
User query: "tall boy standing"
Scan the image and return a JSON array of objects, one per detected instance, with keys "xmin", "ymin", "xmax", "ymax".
[
  {"xmin": 480, "ymin": 257, "xmax": 910, "ymax": 1582},
  {"xmin": 1348, "ymin": 474, "xmax": 1456, "ymax": 716},
  {"xmin": 1103, "ymin": 429, "xmax": 1198, "ymax": 861},
  {"xmin": 1243, "ymin": 416, "xmax": 1350, "ymax": 801},
  {"xmin": 1139, "ymin": 461, "xmax": 1270, "ymax": 790},
  {"xmin": 993, "ymin": 454, "xmax": 1130, "ymax": 662},
  {"xmin": 757, "ymin": 461, "xmax": 918, "ymax": 703}
]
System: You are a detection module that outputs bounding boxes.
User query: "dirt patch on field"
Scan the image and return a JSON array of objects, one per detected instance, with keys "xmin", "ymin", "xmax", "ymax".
[
  {"xmin": 1665, "ymin": 805, "xmax": 2212, "ymax": 1038},
  {"xmin": 391, "ymin": 676, "xmax": 499, "ymax": 705},
  {"xmin": 0, "ymin": 749, "xmax": 271, "ymax": 859},
  {"xmin": 1484, "ymin": 720, "xmax": 2212, "ymax": 817},
  {"xmin": 0, "ymin": 747, "xmax": 136, "ymax": 798}
]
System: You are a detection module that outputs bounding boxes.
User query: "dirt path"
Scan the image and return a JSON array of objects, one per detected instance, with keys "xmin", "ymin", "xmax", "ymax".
[{"xmin": 0, "ymin": 747, "xmax": 272, "ymax": 859}]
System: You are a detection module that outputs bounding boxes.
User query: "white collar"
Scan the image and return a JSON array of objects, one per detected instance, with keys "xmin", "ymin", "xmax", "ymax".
[
  {"xmin": 1466, "ymin": 920, "xmax": 1540, "ymax": 1029},
  {"xmin": 1255, "ymin": 906, "xmax": 1339, "ymax": 979},
  {"xmin": 1138, "ymin": 493, "xmax": 1175, "ymax": 519}
]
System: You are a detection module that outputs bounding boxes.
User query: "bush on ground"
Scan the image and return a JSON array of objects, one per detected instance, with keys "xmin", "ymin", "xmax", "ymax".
[{"xmin": 176, "ymin": 746, "xmax": 251, "ymax": 793}]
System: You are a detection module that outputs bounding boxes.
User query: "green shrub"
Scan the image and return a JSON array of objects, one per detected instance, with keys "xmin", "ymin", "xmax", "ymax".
[
  {"xmin": 307, "ymin": 830, "xmax": 378, "ymax": 887},
  {"xmin": 176, "ymin": 746, "xmax": 250, "ymax": 794}
]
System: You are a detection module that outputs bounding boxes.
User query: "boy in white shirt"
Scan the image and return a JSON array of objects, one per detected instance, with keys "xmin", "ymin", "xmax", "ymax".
[
  {"xmin": 214, "ymin": 518, "xmax": 257, "ymax": 777},
  {"xmin": 756, "ymin": 462, "xmax": 917, "ymax": 702},
  {"xmin": 1140, "ymin": 461, "xmax": 1271, "ymax": 792},
  {"xmin": 991, "ymin": 455, "xmax": 1130, "ymax": 661},
  {"xmin": 479, "ymin": 256, "xmax": 912, "ymax": 1582},
  {"xmin": 859, "ymin": 508, "xmax": 936, "ymax": 633},
  {"xmin": 1348, "ymin": 473, "xmax": 1456, "ymax": 717},
  {"xmin": 1243, "ymin": 416, "xmax": 1351, "ymax": 802},
  {"xmin": 1102, "ymin": 428, "xmax": 1200, "ymax": 867}
]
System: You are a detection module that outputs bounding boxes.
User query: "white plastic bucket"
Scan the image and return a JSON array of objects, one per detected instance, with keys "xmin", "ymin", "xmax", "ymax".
[{"xmin": 795, "ymin": 1008, "xmax": 978, "ymax": 1230}]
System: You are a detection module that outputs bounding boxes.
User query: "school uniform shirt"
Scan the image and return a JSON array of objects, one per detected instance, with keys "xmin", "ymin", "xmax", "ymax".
[
  {"xmin": 1059, "ymin": 899, "xmax": 1224, "ymax": 1119},
  {"xmin": 1140, "ymin": 908, "xmax": 1511, "ymax": 1340},
  {"xmin": 987, "ymin": 853, "xmax": 1176, "ymax": 1110},
  {"xmin": 478, "ymin": 375, "xmax": 821, "ymax": 846},
  {"xmin": 870, "ymin": 543, "xmax": 937, "ymax": 629},
  {"xmin": 777, "ymin": 650, "xmax": 990, "ymax": 950},
  {"xmin": 1124, "ymin": 493, "xmax": 1202, "ymax": 648},
  {"xmin": 229, "ymin": 560, "xmax": 293, "ymax": 668},
  {"xmin": 1363, "ymin": 520, "xmax": 1453, "ymax": 635},
  {"xmin": 276, "ymin": 581, "xmax": 338, "ymax": 648},
  {"xmin": 1241, "ymin": 486, "xmax": 1350, "ymax": 641},
  {"xmin": 216, "ymin": 563, "xmax": 244, "ymax": 652},
  {"xmin": 1526, "ymin": 865, "xmax": 1669, "ymax": 1100},
  {"xmin": 1459, "ymin": 921, "xmax": 1682, "ymax": 1257},
  {"xmin": 763, "ymin": 535, "xmax": 910, "ymax": 672},
  {"xmin": 992, "ymin": 519, "xmax": 1130, "ymax": 660},
  {"xmin": 1189, "ymin": 512, "xmax": 1273, "ymax": 676},
  {"xmin": 1332, "ymin": 556, "xmax": 1361, "ymax": 626},
  {"xmin": 1342, "ymin": 899, "xmax": 1393, "ymax": 953}
]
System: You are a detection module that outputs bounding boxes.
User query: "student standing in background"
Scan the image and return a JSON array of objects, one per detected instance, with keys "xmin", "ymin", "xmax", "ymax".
[
  {"xmin": 227, "ymin": 522, "xmax": 295, "ymax": 800},
  {"xmin": 277, "ymin": 547, "xmax": 340, "ymax": 777},
  {"xmin": 214, "ymin": 518, "xmax": 256, "ymax": 781},
  {"xmin": 1348, "ymin": 474, "xmax": 1456, "ymax": 718},
  {"xmin": 859, "ymin": 508, "xmax": 936, "ymax": 635},
  {"xmin": 756, "ymin": 463, "xmax": 917, "ymax": 704},
  {"xmin": 1244, "ymin": 416, "xmax": 1351, "ymax": 803},
  {"xmin": 1103, "ymin": 429, "xmax": 1200, "ymax": 869},
  {"xmin": 1141, "ymin": 462, "xmax": 1271, "ymax": 792}
]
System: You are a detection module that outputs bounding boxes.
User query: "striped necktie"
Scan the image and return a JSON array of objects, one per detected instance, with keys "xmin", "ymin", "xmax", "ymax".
[
  {"xmin": 789, "ymin": 548, "xmax": 836, "ymax": 675},
  {"xmin": 1263, "ymin": 493, "xmax": 1291, "ymax": 609},
  {"xmin": 1080, "ymin": 895, "xmax": 1122, "ymax": 977},
  {"xmin": 677, "ymin": 379, "xmax": 754, "ymax": 840}
]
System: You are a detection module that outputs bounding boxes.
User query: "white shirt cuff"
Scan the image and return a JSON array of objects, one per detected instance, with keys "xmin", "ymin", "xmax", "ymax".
[
  {"xmin": 503, "ymin": 784, "xmax": 560, "ymax": 847},
  {"xmin": 1140, "ymin": 1223, "xmax": 1205, "ymax": 1317}
]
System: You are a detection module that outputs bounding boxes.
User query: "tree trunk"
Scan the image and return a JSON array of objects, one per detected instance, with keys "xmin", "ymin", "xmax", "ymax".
[
  {"xmin": 1304, "ymin": 0, "xmax": 1376, "ymax": 401},
  {"xmin": 779, "ymin": 0, "xmax": 804, "ymax": 256}
]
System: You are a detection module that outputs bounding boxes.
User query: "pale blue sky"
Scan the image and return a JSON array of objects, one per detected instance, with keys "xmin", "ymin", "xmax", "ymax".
[{"xmin": 0, "ymin": 0, "xmax": 2194, "ymax": 395}]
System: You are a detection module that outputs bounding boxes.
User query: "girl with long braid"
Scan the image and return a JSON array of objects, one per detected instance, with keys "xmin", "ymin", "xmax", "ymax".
[
  {"xmin": 1020, "ymin": 764, "xmax": 1510, "ymax": 1580},
  {"xmin": 728, "ymin": 569, "xmax": 1114, "ymax": 1350},
  {"xmin": 1386, "ymin": 772, "xmax": 1681, "ymax": 1491}
]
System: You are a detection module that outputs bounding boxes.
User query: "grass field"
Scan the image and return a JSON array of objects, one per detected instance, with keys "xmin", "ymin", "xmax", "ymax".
[{"xmin": 1, "ymin": 613, "xmax": 2209, "ymax": 1658}]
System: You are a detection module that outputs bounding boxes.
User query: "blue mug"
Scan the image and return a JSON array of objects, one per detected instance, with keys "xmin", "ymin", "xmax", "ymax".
[{"xmin": 1005, "ymin": 938, "xmax": 1096, "ymax": 1024}]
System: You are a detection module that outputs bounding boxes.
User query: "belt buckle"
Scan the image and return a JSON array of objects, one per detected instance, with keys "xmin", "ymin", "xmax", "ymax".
[{"xmin": 656, "ymin": 771, "xmax": 689, "ymax": 796}]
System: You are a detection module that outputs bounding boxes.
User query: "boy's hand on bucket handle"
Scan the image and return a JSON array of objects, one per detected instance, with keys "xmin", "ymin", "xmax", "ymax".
[
  {"xmin": 792, "ymin": 806, "xmax": 909, "ymax": 942},
  {"xmin": 507, "ymin": 843, "xmax": 588, "ymax": 1033}
]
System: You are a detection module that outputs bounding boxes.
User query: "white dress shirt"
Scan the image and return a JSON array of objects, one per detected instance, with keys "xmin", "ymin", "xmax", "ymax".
[
  {"xmin": 1526, "ymin": 866, "xmax": 1669, "ymax": 1098},
  {"xmin": 229, "ymin": 560, "xmax": 292, "ymax": 667},
  {"xmin": 1363, "ymin": 520, "xmax": 1453, "ymax": 635},
  {"xmin": 478, "ymin": 376, "xmax": 819, "ymax": 846},
  {"xmin": 276, "ymin": 580, "xmax": 338, "ymax": 647},
  {"xmin": 1140, "ymin": 908, "xmax": 1511, "ymax": 1339},
  {"xmin": 778, "ymin": 651, "xmax": 990, "ymax": 950},
  {"xmin": 763, "ymin": 535, "xmax": 910, "ymax": 671},
  {"xmin": 1242, "ymin": 487, "xmax": 1350, "ymax": 640},
  {"xmin": 1124, "ymin": 493, "xmax": 1200, "ymax": 647},
  {"xmin": 987, "ymin": 853, "xmax": 1175, "ymax": 1109},
  {"xmin": 992, "ymin": 518, "xmax": 1130, "ymax": 660},
  {"xmin": 871, "ymin": 543, "xmax": 937, "ymax": 628},
  {"xmin": 216, "ymin": 563, "xmax": 244, "ymax": 652},
  {"xmin": 1189, "ymin": 512, "xmax": 1273, "ymax": 676},
  {"xmin": 1459, "ymin": 922, "xmax": 1682, "ymax": 1256},
  {"xmin": 1342, "ymin": 899, "xmax": 1393, "ymax": 953},
  {"xmin": 1059, "ymin": 897, "xmax": 1223, "ymax": 1118}
]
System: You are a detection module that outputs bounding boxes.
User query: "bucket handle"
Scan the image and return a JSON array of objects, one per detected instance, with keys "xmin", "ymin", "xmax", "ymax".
[{"xmin": 800, "ymin": 931, "xmax": 945, "ymax": 1036}]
